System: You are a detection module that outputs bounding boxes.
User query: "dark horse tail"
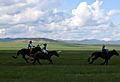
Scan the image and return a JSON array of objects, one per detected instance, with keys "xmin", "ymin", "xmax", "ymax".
[
  {"xmin": 88, "ymin": 53, "xmax": 95, "ymax": 62},
  {"xmin": 12, "ymin": 50, "xmax": 21, "ymax": 59}
]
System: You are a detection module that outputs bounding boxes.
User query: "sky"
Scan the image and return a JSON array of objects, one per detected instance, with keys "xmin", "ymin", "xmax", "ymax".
[{"xmin": 0, "ymin": 0, "xmax": 120, "ymax": 41}]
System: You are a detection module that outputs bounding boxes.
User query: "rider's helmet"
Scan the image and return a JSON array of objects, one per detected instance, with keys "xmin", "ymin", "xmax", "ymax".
[
  {"xmin": 29, "ymin": 40, "xmax": 32, "ymax": 43},
  {"xmin": 102, "ymin": 44, "xmax": 105, "ymax": 48}
]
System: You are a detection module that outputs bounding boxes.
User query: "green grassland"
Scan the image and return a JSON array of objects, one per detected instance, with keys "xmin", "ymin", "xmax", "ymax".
[{"xmin": 0, "ymin": 40, "xmax": 120, "ymax": 82}]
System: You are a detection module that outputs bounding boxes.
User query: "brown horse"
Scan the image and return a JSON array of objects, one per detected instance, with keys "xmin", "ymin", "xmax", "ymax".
[
  {"xmin": 88, "ymin": 49, "xmax": 119, "ymax": 65},
  {"xmin": 12, "ymin": 46, "xmax": 42, "ymax": 63},
  {"xmin": 32, "ymin": 51, "xmax": 60, "ymax": 64}
]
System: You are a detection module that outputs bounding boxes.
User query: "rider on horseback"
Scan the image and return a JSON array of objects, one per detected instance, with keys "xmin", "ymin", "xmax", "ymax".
[
  {"xmin": 102, "ymin": 44, "xmax": 108, "ymax": 58},
  {"xmin": 42, "ymin": 43, "xmax": 48, "ymax": 55},
  {"xmin": 28, "ymin": 40, "xmax": 34, "ymax": 58}
]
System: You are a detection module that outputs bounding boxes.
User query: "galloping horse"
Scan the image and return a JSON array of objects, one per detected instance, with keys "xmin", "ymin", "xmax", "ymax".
[
  {"xmin": 32, "ymin": 51, "xmax": 60, "ymax": 64},
  {"xmin": 88, "ymin": 49, "xmax": 119, "ymax": 65},
  {"xmin": 12, "ymin": 45, "xmax": 42, "ymax": 63}
]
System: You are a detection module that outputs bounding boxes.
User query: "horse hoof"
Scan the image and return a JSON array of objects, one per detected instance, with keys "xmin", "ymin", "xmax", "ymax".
[
  {"xmin": 48, "ymin": 63, "xmax": 53, "ymax": 64},
  {"xmin": 100, "ymin": 63, "xmax": 104, "ymax": 65},
  {"xmin": 105, "ymin": 63, "xmax": 108, "ymax": 65},
  {"xmin": 12, "ymin": 56, "xmax": 17, "ymax": 59},
  {"xmin": 89, "ymin": 62, "xmax": 92, "ymax": 64},
  {"xmin": 32, "ymin": 63, "xmax": 35, "ymax": 64}
]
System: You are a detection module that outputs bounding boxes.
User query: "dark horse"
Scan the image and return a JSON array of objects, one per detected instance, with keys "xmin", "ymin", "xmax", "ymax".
[
  {"xmin": 32, "ymin": 51, "xmax": 60, "ymax": 64},
  {"xmin": 12, "ymin": 46, "xmax": 42, "ymax": 63},
  {"xmin": 88, "ymin": 49, "xmax": 119, "ymax": 65}
]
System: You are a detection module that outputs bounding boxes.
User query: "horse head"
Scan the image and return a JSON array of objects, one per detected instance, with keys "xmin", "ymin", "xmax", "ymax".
[{"xmin": 112, "ymin": 49, "xmax": 119, "ymax": 56}]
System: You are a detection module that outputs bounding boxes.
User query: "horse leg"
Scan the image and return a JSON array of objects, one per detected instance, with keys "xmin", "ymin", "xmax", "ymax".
[
  {"xmin": 88, "ymin": 56, "xmax": 92, "ymax": 63},
  {"xmin": 88, "ymin": 53, "xmax": 94, "ymax": 62},
  {"xmin": 101, "ymin": 59, "xmax": 109, "ymax": 65},
  {"xmin": 105, "ymin": 59, "xmax": 109, "ymax": 65},
  {"xmin": 32, "ymin": 59, "xmax": 37, "ymax": 64},
  {"xmin": 48, "ymin": 59, "xmax": 53, "ymax": 64},
  {"xmin": 100, "ymin": 59, "xmax": 107, "ymax": 65},
  {"xmin": 37, "ymin": 58, "xmax": 41, "ymax": 64},
  {"xmin": 89, "ymin": 56, "xmax": 98, "ymax": 64},
  {"xmin": 22, "ymin": 55, "xmax": 29, "ymax": 63}
]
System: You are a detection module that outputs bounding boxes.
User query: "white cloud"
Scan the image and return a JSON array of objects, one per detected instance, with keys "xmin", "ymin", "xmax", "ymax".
[
  {"xmin": 13, "ymin": 8, "xmax": 44, "ymax": 24},
  {"xmin": 0, "ymin": 28, "xmax": 5, "ymax": 38},
  {"xmin": 62, "ymin": 2, "xmax": 91, "ymax": 27},
  {"xmin": 107, "ymin": 10, "xmax": 120, "ymax": 16},
  {"xmin": 62, "ymin": 0, "xmax": 111, "ymax": 27},
  {"xmin": 0, "ymin": 8, "xmax": 44, "ymax": 25},
  {"xmin": 0, "ymin": 0, "xmax": 120, "ymax": 40}
]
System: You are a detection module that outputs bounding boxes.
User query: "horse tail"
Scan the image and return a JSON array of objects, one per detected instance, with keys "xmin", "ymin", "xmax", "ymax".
[
  {"xmin": 88, "ymin": 53, "xmax": 95, "ymax": 62},
  {"xmin": 12, "ymin": 50, "xmax": 21, "ymax": 59}
]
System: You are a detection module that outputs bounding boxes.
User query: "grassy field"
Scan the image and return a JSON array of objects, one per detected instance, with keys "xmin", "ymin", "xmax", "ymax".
[{"xmin": 0, "ymin": 40, "xmax": 120, "ymax": 82}]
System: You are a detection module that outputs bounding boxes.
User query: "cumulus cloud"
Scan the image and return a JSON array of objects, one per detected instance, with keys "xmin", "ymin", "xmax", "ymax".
[
  {"xmin": 64, "ymin": 2, "xmax": 91, "ymax": 27},
  {"xmin": 13, "ymin": 8, "xmax": 44, "ymax": 24},
  {"xmin": 107, "ymin": 10, "xmax": 120, "ymax": 16},
  {"xmin": 49, "ymin": 0, "xmax": 120, "ymax": 40},
  {"xmin": 0, "ymin": 0, "xmax": 63, "ymax": 25},
  {"xmin": 0, "ymin": 29, "xmax": 5, "ymax": 38},
  {"xmin": 0, "ymin": 0, "xmax": 120, "ymax": 40},
  {"xmin": 62, "ymin": 0, "xmax": 111, "ymax": 27}
]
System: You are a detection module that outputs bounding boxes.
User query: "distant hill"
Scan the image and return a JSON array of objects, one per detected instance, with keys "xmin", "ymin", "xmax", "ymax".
[
  {"xmin": 0, "ymin": 38, "xmax": 120, "ymax": 45},
  {"xmin": 0, "ymin": 38, "xmax": 64, "ymax": 43},
  {"xmin": 63, "ymin": 39, "xmax": 120, "ymax": 45}
]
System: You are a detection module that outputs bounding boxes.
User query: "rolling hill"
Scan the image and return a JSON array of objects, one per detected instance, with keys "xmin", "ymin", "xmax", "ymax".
[{"xmin": 0, "ymin": 38, "xmax": 120, "ymax": 45}]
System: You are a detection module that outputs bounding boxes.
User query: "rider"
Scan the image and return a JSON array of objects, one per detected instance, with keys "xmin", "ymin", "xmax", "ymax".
[
  {"xmin": 28, "ymin": 40, "xmax": 34, "ymax": 57},
  {"xmin": 102, "ymin": 44, "xmax": 108, "ymax": 58},
  {"xmin": 42, "ymin": 43, "xmax": 48, "ymax": 54}
]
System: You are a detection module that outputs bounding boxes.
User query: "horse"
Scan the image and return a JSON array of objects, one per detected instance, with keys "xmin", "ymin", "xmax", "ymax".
[
  {"xmin": 88, "ymin": 49, "xmax": 119, "ymax": 65},
  {"xmin": 12, "ymin": 45, "xmax": 42, "ymax": 63},
  {"xmin": 32, "ymin": 51, "xmax": 60, "ymax": 64}
]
